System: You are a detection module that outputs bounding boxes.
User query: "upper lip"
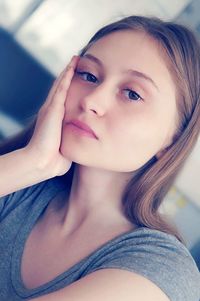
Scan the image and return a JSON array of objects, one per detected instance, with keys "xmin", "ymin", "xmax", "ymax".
[{"xmin": 67, "ymin": 118, "xmax": 98, "ymax": 139}]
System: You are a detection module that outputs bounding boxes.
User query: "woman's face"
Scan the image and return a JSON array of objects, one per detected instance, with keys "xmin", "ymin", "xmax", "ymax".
[{"xmin": 61, "ymin": 30, "xmax": 178, "ymax": 172}]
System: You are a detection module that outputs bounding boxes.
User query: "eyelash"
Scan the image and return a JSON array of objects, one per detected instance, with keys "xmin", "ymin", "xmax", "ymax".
[{"xmin": 75, "ymin": 70, "xmax": 144, "ymax": 102}]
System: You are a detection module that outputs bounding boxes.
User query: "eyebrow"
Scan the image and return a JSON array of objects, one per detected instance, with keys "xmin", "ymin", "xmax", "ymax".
[{"xmin": 82, "ymin": 53, "xmax": 159, "ymax": 92}]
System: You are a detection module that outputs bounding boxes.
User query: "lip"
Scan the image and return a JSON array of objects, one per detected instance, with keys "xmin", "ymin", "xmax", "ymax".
[{"xmin": 66, "ymin": 119, "xmax": 98, "ymax": 139}]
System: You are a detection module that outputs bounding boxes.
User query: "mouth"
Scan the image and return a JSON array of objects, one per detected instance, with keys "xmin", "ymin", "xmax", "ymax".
[{"xmin": 65, "ymin": 119, "xmax": 98, "ymax": 139}]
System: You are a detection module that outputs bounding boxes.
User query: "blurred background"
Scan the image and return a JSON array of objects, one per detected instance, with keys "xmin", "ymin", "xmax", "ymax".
[{"xmin": 0, "ymin": 0, "xmax": 200, "ymax": 268}]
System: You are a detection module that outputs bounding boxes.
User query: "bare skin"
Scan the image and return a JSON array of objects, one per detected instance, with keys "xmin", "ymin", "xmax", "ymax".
[
  {"xmin": 21, "ymin": 30, "xmax": 178, "ymax": 289},
  {"xmin": 21, "ymin": 190, "xmax": 134, "ymax": 289},
  {"xmin": 59, "ymin": 30, "xmax": 177, "ymax": 234}
]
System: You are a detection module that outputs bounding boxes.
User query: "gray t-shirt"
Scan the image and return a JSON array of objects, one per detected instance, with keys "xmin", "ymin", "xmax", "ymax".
[{"xmin": 0, "ymin": 176, "xmax": 200, "ymax": 301}]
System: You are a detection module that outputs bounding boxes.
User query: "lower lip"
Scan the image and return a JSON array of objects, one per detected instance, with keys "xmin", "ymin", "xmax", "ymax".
[{"xmin": 65, "ymin": 123, "xmax": 97, "ymax": 139}]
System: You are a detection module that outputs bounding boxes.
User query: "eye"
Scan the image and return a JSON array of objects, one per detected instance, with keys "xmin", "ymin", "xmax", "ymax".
[
  {"xmin": 123, "ymin": 88, "xmax": 143, "ymax": 102},
  {"xmin": 75, "ymin": 70, "xmax": 98, "ymax": 83},
  {"xmin": 75, "ymin": 70, "xmax": 143, "ymax": 102}
]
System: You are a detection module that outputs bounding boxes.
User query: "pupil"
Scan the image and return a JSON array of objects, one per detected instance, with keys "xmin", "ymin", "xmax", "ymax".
[
  {"xmin": 130, "ymin": 91, "xmax": 138, "ymax": 100},
  {"xmin": 88, "ymin": 74, "xmax": 96, "ymax": 82}
]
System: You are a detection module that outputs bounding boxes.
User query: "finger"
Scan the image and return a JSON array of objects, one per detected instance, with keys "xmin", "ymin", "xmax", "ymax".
[
  {"xmin": 40, "ymin": 69, "xmax": 66, "ymax": 112},
  {"xmin": 46, "ymin": 69, "xmax": 66, "ymax": 105},
  {"xmin": 52, "ymin": 66, "xmax": 74, "ymax": 106},
  {"xmin": 52, "ymin": 56, "xmax": 80, "ymax": 106},
  {"xmin": 54, "ymin": 55, "xmax": 80, "ymax": 97},
  {"xmin": 41, "ymin": 56, "xmax": 78, "ymax": 110},
  {"xmin": 45, "ymin": 55, "xmax": 80, "ymax": 107}
]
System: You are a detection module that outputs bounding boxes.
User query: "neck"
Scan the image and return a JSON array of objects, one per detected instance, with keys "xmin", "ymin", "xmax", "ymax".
[{"xmin": 59, "ymin": 164, "xmax": 136, "ymax": 233}]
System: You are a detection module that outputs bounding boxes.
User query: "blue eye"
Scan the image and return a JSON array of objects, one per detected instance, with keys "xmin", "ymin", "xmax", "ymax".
[
  {"xmin": 123, "ymin": 89, "xmax": 143, "ymax": 102},
  {"xmin": 76, "ymin": 70, "xmax": 143, "ymax": 102},
  {"xmin": 76, "ymin": 71, "xmax": 98, "ymax": 83}
]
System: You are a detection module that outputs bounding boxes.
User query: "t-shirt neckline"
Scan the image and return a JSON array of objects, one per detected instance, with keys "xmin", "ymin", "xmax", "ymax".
[{"xmin": 10, "ymin": 178, "xmax": 145, "ymax": 299}]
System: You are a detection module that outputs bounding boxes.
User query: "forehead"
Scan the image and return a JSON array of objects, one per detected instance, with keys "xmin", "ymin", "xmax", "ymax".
[
  {"xmin": 83, "ymin": 30, "xmax": 175, "ymax": 96},
  {"xmin": 86, "ymin": 30, "xmax": 163, "ymax": 67}
]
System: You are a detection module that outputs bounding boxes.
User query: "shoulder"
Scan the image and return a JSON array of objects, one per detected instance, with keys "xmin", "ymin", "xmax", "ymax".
[
  {"xmin": 83, "ymin": 227, "xmax": 200, "ymax": 301},
  {"xmin": 44, "ymin": 266, "xmax": 170, "ymax": 301},
  {"xmin": 34, "ymin": 228, "xmax": 200, "ymax": 301}
]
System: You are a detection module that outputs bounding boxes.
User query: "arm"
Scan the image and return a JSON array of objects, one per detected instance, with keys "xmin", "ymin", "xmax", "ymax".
[
  {"xmin": 0, "ymin": 55, "xmax": 80, "ymax": 198},
  {"xmin": 0, "ymin": 148, "xmax": 50, "ymax": 197},
  {"xmin": 30, "ymin": 269, "xmax": 170, "ymax": 301}
]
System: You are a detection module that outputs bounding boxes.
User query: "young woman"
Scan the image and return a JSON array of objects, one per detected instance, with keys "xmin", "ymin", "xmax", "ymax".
[{"xmin": 0, "ymin": 15, "xmax": 200, "ymax": 301}]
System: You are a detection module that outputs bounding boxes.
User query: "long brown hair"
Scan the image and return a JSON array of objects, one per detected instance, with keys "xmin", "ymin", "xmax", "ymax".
[{"xmin": 1, "ymin": 15, "xmax": 200, "ymax": 244}]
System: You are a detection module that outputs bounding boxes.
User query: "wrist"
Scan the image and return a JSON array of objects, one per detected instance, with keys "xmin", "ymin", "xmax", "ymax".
[{"xmin": 22, "ymin": 147, "xmax": 54, "ymax": 180}]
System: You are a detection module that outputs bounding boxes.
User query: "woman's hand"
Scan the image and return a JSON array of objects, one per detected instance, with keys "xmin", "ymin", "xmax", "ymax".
[{"xmin": 25, "ymin": 55, "xmax": 80, "ymax": 177}]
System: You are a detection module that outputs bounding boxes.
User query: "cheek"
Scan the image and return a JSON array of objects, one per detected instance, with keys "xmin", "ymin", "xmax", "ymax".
[
  {"xmin": 64, "ymin": 79, "xmax": 93, "ymax": 114},
  {"xmin": 109, "ymin": 111, "xmax": 154, "ymax": 146},
  {"xmin": 64, "ymin": 81, "xmax": 80, "ymax": 111},
  {"xmin": 107, "ymin": 112, "xmax": 166, "ymax": 166}
]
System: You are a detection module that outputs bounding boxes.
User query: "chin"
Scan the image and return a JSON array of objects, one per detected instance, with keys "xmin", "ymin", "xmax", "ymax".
[{"xmin": 60, "ymin": 143, "xmax": 92, "ymax": 165}]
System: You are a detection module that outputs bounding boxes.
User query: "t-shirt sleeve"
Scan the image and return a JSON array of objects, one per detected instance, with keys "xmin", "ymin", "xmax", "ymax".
[
  {"xmin": 0, "ymin": 180, "xmax": 48, "ymax": 222},
  {"xmin": 86, "ymin": 229, "xmax": 200, "ymax": 301}
]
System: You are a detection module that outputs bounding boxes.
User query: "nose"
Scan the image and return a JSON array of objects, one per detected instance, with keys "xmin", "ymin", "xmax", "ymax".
[{"xmin": 79, "ymin": 82, "xmax": 113, "ymax": 116}]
